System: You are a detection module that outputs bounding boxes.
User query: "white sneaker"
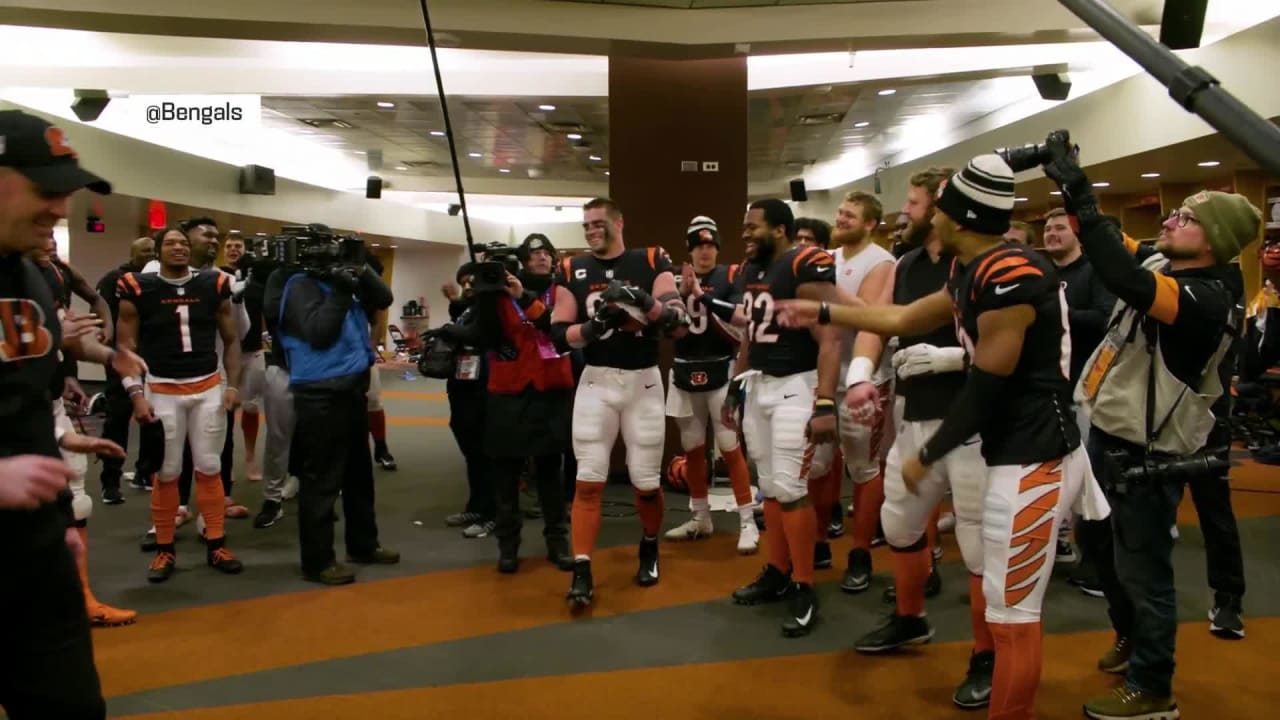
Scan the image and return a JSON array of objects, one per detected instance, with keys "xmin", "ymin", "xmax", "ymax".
[
  {"xmin": 664, "ymin": 515, "xmax": 713, "ymax": 541},
  {"xmin": 737, "ymin": 520, "xmax": 760, "ymax": 555}
]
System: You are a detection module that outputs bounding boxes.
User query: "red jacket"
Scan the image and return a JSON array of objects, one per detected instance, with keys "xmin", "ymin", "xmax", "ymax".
[{"xmin": 487, "ymin": 288, "xmax": 574, "ymax": 394}]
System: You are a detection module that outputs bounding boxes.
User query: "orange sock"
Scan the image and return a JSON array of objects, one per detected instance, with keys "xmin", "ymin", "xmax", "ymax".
[
  {"xmin": 151, "ymin": 478, "xmax": 180, "ymax": 546},
  {"xmin": 970, "ymin": 574, "xmax": 996, "ymax": 653},
  {"xmin": 780, "ymin": 503, "xmax": 818, "ymax": 585},
  {"xmin": 722, "ymin": 447, "xmax": 753, "ymax": 508},
  {"xmin": 988, "ymin": 621, "xmax": 1043, "ymax": 720},
  {"xmin": 892, "ymin": 546, "xmax": 932, "ymax": 617},
  {"xmin": 852, "ymin": 472, "xmax": 885, "ymax": 550},
  {"xmin": 74, "ymin": 526, "xmax": 96, "ymax": 605},
  {"xmin": 926, "ymin": 504, "xmax": 941, "ymax": 553},
  {"xmin": 762, "ymin": 498, "xmax": 791, "ymax": 574},
  {"xmin": 241, "ymin": 410, "xmax": 260, "ymax": 448},
  {"xmin": 571, "ymin": 482, "xmax": 604, "ymax": 558},
  {"xmin": 635, "ymin": 488, "xmax": 664, "ymax": 538},
  {"xmin": 194, "ymin": 471, "xmax": 226, "ymax": 542},
  {"xmin": 684, "ymin": 446, "xmax": 709, "ymax": 500}
]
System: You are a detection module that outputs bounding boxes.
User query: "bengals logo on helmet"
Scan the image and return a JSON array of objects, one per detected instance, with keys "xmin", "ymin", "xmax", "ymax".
[
  {"xmin": 0, "ymin": 299, "xmax": 55, "ymax": 363},
  {"xmin": 44, "ymin": 127, "xmax": 78, "ymax": 159}
]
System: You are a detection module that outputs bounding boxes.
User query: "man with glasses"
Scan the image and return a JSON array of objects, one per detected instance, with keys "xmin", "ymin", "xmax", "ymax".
[{"xmin": 1043, "ymin": 145, "xmax": 1258, "ymax": 718}]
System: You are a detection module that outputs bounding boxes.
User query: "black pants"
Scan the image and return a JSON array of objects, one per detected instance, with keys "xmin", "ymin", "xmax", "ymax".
[
  {"xmin": 464, "ymin": 451, "xmax": 496, "ymax": 520},
  {"xmin": 0, "ymin": 535, "xmax": 105, "ymax": 719},
  {"xmin": 293, "ymin": 383, "xmax": 380, "ymax": 575},
  {"xmin": 493, "ymin": 454, "xmax": 568, "ymax": 553},
  {"xmin": 98, "ymin": 373, "xmax": 155, "ymax": 491}
]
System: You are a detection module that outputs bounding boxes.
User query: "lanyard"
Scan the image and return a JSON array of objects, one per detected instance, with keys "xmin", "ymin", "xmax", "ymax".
[{"xmin": 511, "ymin": 286, "xmax": 553, "ymax": 323}]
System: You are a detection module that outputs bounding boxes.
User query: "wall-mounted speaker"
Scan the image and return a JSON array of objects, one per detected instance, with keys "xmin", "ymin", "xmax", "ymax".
[
  {"xmin": 1032, "ymin": 73, "xmax": 1072, "ymax": 101},
  {"xmin": 448, "ymin": 204, "xmax": 461, "ymax": 217},
  {"xmin": 789, "ymin": 179, "xmax": 808, "ymax": 203},
  {"xmin": 1160, "ymin": 0, "xmax": 1208, "ymax": 50},
  {"xmin": 366, "ymin": 176, "xmax": 383, "ymax": 199},
  {"xmin": 71, "ymin": 90, "xmax": 110, "ymax": 122},
  {"xmin": 238, "ymin": 164, "xmax": 276, "ymax": 195}
]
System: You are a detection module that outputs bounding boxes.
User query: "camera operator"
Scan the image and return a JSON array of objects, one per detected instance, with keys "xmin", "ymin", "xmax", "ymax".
[
  {"xmin": 454, "ymin": 235, "xmax": 575, "ymax": 572},
  {"xmin": 1043, "ymin": 138, "xmax": 1260, "ymax": 718},
  {"xmin": 263, "ymin": 227, "xmax": 399, "ymax": 585}
]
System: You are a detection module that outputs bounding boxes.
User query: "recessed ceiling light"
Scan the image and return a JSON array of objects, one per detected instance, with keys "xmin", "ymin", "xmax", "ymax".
[
  {"xmin": 1141, "ymin": 172, "xmax": 1161, "ymax": 178},
  {"xmin": 566, "ymin": 133, "xmax": 583, "ymax": 140},
  {"xmin": 371, "ymin": 243, "xmax": 380, "ymax": 247},
  {"xmin": 430, "ymin": 130, "xmax": 445, "ymax": 137},
  {"xmin": 353, "ymin": 150, "xmax": 365, "ymax": 155},
  {"xmin": 1050, "ymin": 191, "xmax": 1063, "ymax": 196},
  {"xmin": 877, "ymin": 88, "xmax": 897, "ymax": 96},
  {"xmin": 604, "ymin": 171, "xmax": 611, "ymax": 176},
  {"xmin": 499, "ymin": 168, "xmax": 511, "ymax": 173},
  {"xmin": 1092, "ymin": 181, "xmax": 1111, "ymax": 188},
  {"xmin": 1198, "ymin": 160, "xmax": 1221, "ymax": 167},
  {"xmin": 589, "ymin": 155, "xmax": 602, "ymax": 161},
  {"xmin": 298, "ymin": 130, "xmax": 314, "ymax": 134},
  {"xmin": 395, "ymin": 165, "xmax": 408, "ymax": 170},
  {"xmin": 389, "ymin": 245, "xmax": 398, "ymax": 248},
  {"xmin": 1015, "ymin": 197, "xmax": 1028, "ymax": 202},
  {"xmin": 468, "ymin": 152, "xmax": 482, "ymax": 158},
  {"xmin": 377, "ymin": 101, "xmax": 395, "ymax": 109},
  {"xmin": 853, "ymin": 121, "xmax": 870, "ymax": 128},
  {"xmin": 539, "ymin": 104, "xmax": 556, "ymax": 111}
]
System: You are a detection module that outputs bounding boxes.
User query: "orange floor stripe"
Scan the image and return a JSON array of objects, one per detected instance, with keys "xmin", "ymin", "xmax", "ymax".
[
  {"xmin": 381, "ymin": 390, "xmax": 448, "ymax": 401},
  {"xmin": 385, "ymin": 416, "xmax": 449, "ymax": 426},
  {"xmin": 114, "ymin": 618, "xmax": 1280, "ymax": 719},
  {"xmin": 97, "ymin": 533, "xmax": 857, "ymax": 698}
]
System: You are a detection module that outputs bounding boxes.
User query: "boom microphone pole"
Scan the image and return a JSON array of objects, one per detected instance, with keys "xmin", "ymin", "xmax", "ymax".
[
  {"xmin": 1057, "ymin": 0, "xmax": 1280, "ymax": 177},
  {"xmin": 417, "ymin": 0, "xmax": 479, "ymax": 263}
]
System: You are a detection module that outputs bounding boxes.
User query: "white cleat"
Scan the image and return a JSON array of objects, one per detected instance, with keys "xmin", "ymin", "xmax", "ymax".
[
  {"xmin": 664, "ymin": 515, "xmax": 713, "ymax": 541},
  {"xmin": 737, "ymin": 520, "xmax": 760, "ymax": 555}
]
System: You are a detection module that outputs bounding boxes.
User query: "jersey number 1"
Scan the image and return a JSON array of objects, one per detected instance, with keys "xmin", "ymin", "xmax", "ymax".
[{"xmin": 175, "ymin": 305, "xmax": 193, "ymax": 353}]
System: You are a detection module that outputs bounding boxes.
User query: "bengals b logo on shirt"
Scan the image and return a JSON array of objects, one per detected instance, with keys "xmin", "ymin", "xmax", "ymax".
[{"xmin": 0, "ymin": 299, "xmax": 55, "ymax": 362}]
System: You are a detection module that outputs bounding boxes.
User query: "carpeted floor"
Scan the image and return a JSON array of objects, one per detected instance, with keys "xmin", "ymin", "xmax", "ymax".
[{"xmin": 60, "ymin": 369, "xmax": 1280, "ymax": 718}]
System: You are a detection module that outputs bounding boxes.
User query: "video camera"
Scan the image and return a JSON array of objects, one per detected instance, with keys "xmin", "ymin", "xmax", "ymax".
[
  {"xmin": 244, "ymin": 224, "xmax": 366, "ymax": 274},
  {"xmin": 468, "ymin": 242, "xmax": 523, "ymax": 295},
  {"xmin": 1104, "ymin": 446, "xmax": 1232, "ymax": 496},
  {"xmin": 995, "ymin": 129, "xmax": 1080, "ymax": 173}
]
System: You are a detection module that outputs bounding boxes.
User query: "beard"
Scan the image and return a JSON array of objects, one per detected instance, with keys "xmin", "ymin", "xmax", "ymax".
[{"xmin": 904, "ymin": 217, "xmax": 932, "ymax": 248}]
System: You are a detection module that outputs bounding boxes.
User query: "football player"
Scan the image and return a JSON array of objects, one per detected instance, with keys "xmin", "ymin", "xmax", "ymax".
[
  {"xmin": 844, "ymin": 168, "xmax": 996, "ymax": 709},
  {"xmin": 777, "ymin": 155, "xmax": 1095, "ymax": 719},
  {"xmin": 663, "ymin": 215, "xmax": 757, "ymax": 554},
  {"xmin": 117, "ymin": 226, "xmax": 246, "ymax": 583},
  {"xmin": 724, "ymin": 198, "xmax": 839, "ymax": 638},
  {"xmin": 550, "ymin": 196, "xmax": 687, "ymax": 608},
  {"xmin": 823, "ymin": 190, "xmax": 897, "ymax": 592},
  {"xmin": 222, "ymin": 232, "xmax": 268, "ymax": 481}
]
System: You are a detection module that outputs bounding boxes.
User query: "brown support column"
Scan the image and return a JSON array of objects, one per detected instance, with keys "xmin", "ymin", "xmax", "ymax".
[{"xmin": 606, "ymin": 55, "xmax": 749, "ymax": 482}]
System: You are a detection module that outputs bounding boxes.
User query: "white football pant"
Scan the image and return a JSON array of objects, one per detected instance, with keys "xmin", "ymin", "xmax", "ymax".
[
  {"xmin": 572, "ymin": 365, "xmax": 666, "ymax": 492},
  {"xmin": 665, "ymin": 373, "xmax": 739, "ymax": 454},
  {"xmin": 239, "ymin": 350, "xmax": 266, "ymax": 412},
  {"xmin": 53, "ymin": 400, "xmax": 92, "ymax": 522},
  {"xmin": 740, "ymin": 370, "xmax": 833, "ymax": 504},
  {"xmin": 148, "ymin": 380, "xmax": 226, "ymax": 480}
]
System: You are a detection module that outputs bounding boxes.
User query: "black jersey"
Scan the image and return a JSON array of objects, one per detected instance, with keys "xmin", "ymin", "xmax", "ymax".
[
  {"xmin": 118, "ymin": 270, "xmax": 230, "ymax": 381},
  {"xmin": 948, "ymin": 243, "xmax": 1079, "ymax": 465},
  {"xmin": 895, "ymin": 247, "xmax": 966, "ymax": 422},
  {"xmin": 672, "ymin": 264, "xmax": 742, "ymax": 392},
  {"xmin": 224, "ymin": 266, "xmax": 265, "ymax": 353},
  {"xmin": 742, "ymin": 245, "xmax": 835, "ymax": 377},
  {"xmin": 555, "ymin": 247, "xmax": 674, "ymax": 370}
]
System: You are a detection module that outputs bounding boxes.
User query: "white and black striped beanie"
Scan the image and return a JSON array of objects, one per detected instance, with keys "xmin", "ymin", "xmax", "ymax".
[
  {"xmin": 687, "ymin": 215, "xmax": 720, "ymax": 249},
  {"xmin": 935, "ymin": 154, "xmax": 1015, "ymax": 236}
]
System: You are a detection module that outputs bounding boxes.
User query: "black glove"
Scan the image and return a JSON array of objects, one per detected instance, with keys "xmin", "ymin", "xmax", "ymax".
[
  {"xmin": 1043, "ymin": 148, "xmax": 1100, "ymax": 224},
  {"xmin": 656, "ymin": 304, "xmax": 688, "ymax": 334},
  {"xmin": 600, "ymin": 280, "xmax": 655, "ymax": 314},
  {"xmin": 323, "ymin": 267, "xmax": 360, "ymax": 294},
  {"xmin": 724, "ymin": 378, "xmax": 745, "ymax": 416},
  {"xmin": 581, "ymin": 301, "xmax": 625, "ymax": 343}
]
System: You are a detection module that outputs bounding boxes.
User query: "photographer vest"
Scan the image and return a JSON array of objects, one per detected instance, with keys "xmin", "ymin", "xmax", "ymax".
[{"xmin": 1075, "ymin": 254, "xmax": 1234, "ymax": 455}]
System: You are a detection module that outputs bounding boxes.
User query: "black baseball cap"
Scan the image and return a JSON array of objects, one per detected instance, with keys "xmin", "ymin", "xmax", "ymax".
[{"xmin": 0, "ymin": 110, "xmax": 111, "ymax": 195}]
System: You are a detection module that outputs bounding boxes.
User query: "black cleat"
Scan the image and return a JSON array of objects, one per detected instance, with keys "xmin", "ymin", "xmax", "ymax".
[
  {"xmin": 498, "ymin": 548, "xmax": 520, "ymax": 574},
  {"xmin": 1209, "ymin": 593, "xmax": 1245, "ymax": 639},
  {"xmin": 568, "ymin": 559, "xmax": 594, "ymax": 608},
  {"xmin": 953, "ymin": 649, "xmax": 995, "ymax": 709},
  {"xmin": 635, "ymin": 537, "xmax": 660, "ymax": 587},
  {"xmin": 207, "ymin": 545, "xmax": 244, "ymax": 575},
  {"xmin": 840, "ymin": 548, "xmax": 872, "ymax": 594},
  {"xmin": 147, "ymin": 551, "xmax": 176, "ymax": 583},
  {"xmin": 374, "ymin": 449, "xmax": 397, "ymax": 471},
  {"xmin": 781, "ymin": 583, "xmax": 818, "ymax": 638},
  {"xmin": 814, "ymin": 541, "xmax": 833, "ymax": 569},
  {"xmin": 854, "ymin": 613, "xmax": 934, "ymax": 653},
  {"xmin": 732, "ymin": 564, "xmax": 792, "ymax": 606}
]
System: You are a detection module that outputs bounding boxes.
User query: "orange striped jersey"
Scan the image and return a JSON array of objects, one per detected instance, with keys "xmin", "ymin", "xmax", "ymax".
[
  {"xmin": 117, "ymin": 270, "xmax": 230, "ymax": 382},
  {"xmin": 554, "ymin": 247, "xmax": 673, "ymax": 371},
  {"xmin": 947, "ymin": 243, "xmax": 1079, "ymax": 465},
  {"xmin": 741, "ymin": 245, "xmax": 835, "ymax": 377}
]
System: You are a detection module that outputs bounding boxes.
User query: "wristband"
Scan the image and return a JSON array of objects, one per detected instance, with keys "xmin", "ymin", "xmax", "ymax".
[
  {"xmin": 122, "ymin": 376, "xmax": 141, "ymax": 390},
  {"xmin": 127, "ymin": 387, "xmax": 144, "ymax": 398},
  {"xmin": 844, "ymin": 356, "xmax": 875, "ymax": 388},
  {"xmin": 818, "ymin": 302, "xmax": 831, "ymax": 325}
]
